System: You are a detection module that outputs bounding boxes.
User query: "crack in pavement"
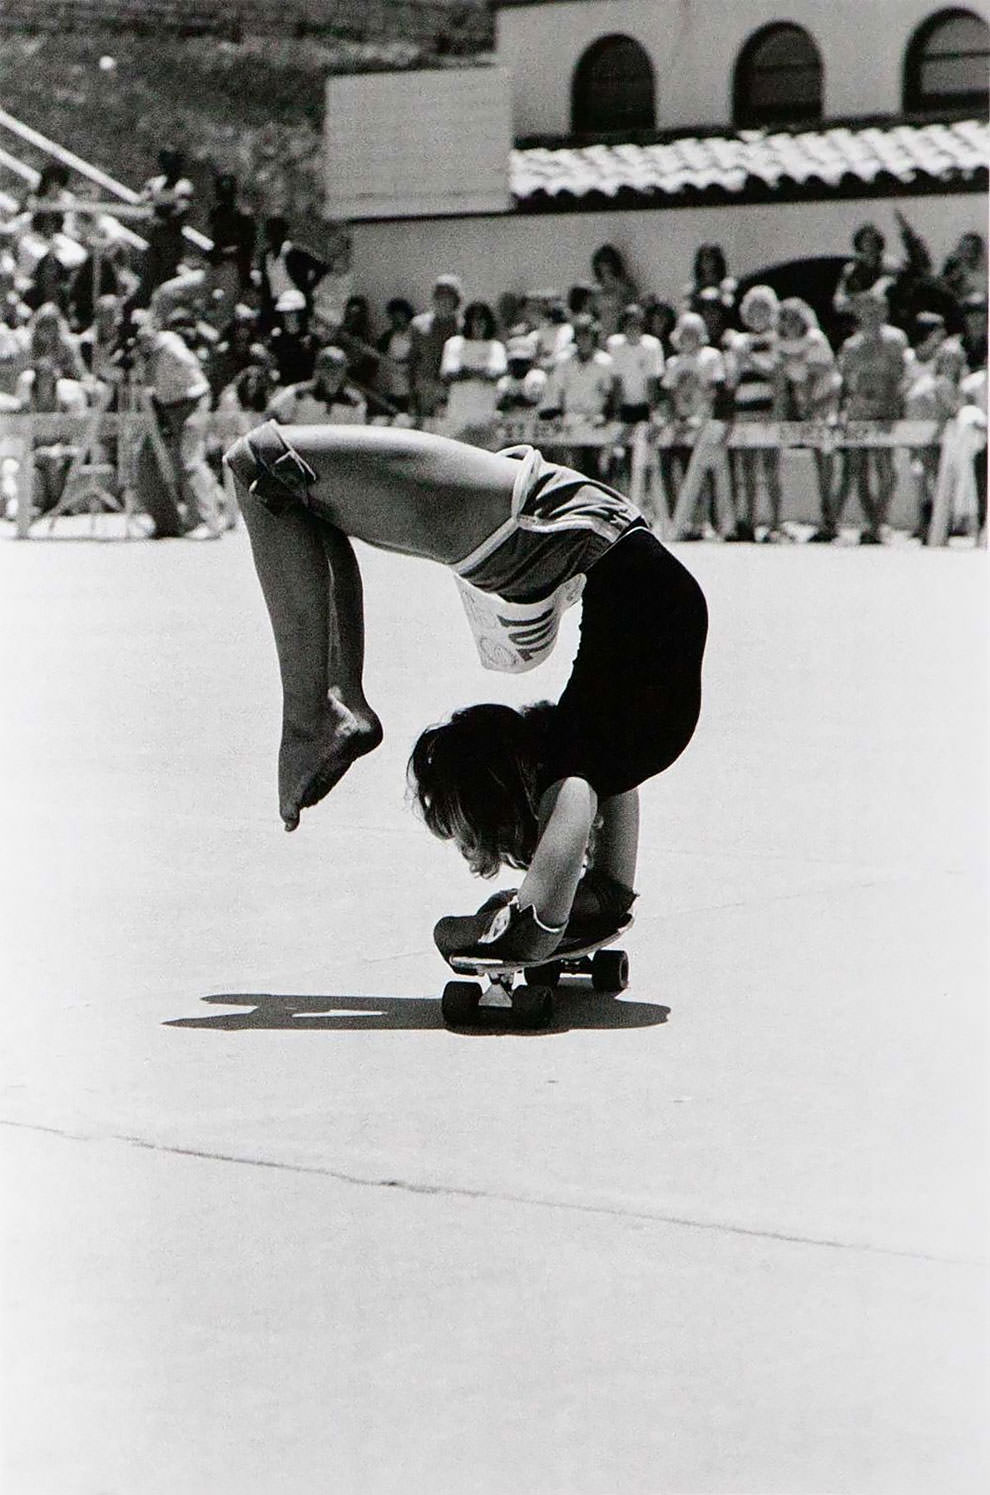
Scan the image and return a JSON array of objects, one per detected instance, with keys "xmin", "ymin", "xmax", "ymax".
[{"xmin": 2, "ymin": 1116, "xmax": 982, "ymax": 1268}]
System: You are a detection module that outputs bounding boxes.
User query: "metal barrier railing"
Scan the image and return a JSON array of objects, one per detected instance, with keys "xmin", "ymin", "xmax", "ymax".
[{"xmin": 2, "ymin": 407, "xmax": 983, "ymax": 546}]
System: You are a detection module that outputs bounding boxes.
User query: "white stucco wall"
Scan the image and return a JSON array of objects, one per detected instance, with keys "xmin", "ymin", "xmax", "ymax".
[
  {"xmin": 495, "ymin": 0, "xmax": 990, "ymax": 138},
  {"xmin": 348, "ymin": 193, "xmax": 985, "ymax": 313}
]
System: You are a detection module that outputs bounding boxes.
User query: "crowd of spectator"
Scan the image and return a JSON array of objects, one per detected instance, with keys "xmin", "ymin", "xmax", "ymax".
[{"xmin": 1, "ymin": 146, "xmax": 986, "ymax": 543}]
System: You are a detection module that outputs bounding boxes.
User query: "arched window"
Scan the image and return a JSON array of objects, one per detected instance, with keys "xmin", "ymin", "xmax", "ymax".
[
  {"xmin": 571, "ymin": 35, "xmax": 656, "ymax": 137},
  {"xmin": 904, "ymin": 9, "xmax": 990, "ymax": 114},
  {"xmin": 733, "ymin": 23, "xmax": 824, "ymax": 127}
]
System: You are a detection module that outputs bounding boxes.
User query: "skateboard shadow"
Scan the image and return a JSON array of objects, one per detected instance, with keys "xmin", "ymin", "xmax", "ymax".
[{"xmin": 165, "ymin": 990, "xmax": 670, "ymax": 1033}]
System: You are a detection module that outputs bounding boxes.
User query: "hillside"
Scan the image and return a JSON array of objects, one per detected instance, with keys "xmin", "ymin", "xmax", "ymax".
[{"xmin": 0, "ymin": 25, "xmax": 493, "ymax": 222}]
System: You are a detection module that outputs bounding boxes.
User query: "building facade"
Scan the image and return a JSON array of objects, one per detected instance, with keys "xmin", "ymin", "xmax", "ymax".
[
  {"xmin": 336, "ymin": 2, "xmax": 988, "ymax": 316},
  {"xmin": 496, "ymin": 0, "xmax": 990, "ymax": 139}
]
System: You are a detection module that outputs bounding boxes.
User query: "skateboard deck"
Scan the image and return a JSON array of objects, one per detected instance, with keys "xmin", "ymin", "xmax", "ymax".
[{"xmin": 440, "ymin": 915, "xmax": 633, "ymax": 1029}]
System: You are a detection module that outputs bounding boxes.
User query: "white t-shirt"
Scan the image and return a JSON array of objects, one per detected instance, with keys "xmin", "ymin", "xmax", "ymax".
[
  {"xmin": 662, "ymin": 346, "xmax": 725, "ymax": 420},
  {"xmin": 441, "ymin": 335, "xmax": 507, "ymax": 426},
  {"xmin": 605, "ymin": 332, "xmax": 664, "ymax": 405},
  {"xmin": 543, "ymin": 348, "xmax": 616, "ymax": 419},
  {"xmin": 267, "ymin": 383, "xmax": 366, "ymax": 425}
]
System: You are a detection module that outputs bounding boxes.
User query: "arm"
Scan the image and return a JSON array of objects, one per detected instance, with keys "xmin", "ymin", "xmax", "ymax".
[{"xmin": 517, "ymin": 776, "xmax": 599, "ymax": 932}]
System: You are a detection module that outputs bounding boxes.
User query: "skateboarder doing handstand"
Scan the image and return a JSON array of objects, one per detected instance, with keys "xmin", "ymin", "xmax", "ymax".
[{"xmin": 225, "ymin": 422, "xmax": 708, "ymax": 964}]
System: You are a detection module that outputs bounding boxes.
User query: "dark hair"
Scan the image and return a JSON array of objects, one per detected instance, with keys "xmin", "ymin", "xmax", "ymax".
[
  {"xmin": 853, "ymin": 222, "xmax": 885, "ymax": 256},
  {"xmin": 343, "ymin": 294, "xmax": 370, "ymax": 331},
  {"xmin": 408, "ymin": 702, "xmax": 553, "ymax": 878},
  {"xmin": 567, "ymin": 282, "xmax": 597, "ymax": 316},
  {"xmin": 693, "ymin": 243, "xmax": 728, "ymax": 286},
  {"xmin": 386, "ymin": 296, "xmax": 414, "ymax": 322},
  {"xmin": 463, "ymin": 300, "xmax": 497, "ymax": 340},
  {"xmin": 591, "ymin": 243, "xmax": 626, "ymax": 281}
]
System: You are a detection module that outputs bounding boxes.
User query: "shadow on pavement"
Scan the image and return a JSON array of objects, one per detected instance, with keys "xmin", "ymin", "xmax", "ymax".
[{"xmin": 166, "ymin": 991, "xmax": 670, "ymax": 1033}]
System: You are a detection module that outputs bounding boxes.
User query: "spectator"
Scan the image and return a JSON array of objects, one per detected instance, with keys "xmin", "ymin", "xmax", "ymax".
[
  {"xmin": 660, "ymin": 311, "xmax": 727, "ymax": 538},
  {"xmin": 268, "ymin": 288, "xmax": 319, "ymax": 387},
  {"xmin": 67, "ymin": 219, "xmax": 133, "ymax": 332},
  {"xmin": 22, "ymin": 228, "xmax": 76, "ymax": 316},
  {"xmin": 257, "ymin": 215, "xmax": 324, "ymax": 333},
  {"xmin": 77, "ymin": 293, "xmax": 125, "ymax": 385},
  {"xmin": 835, "ymin": 286, "xmax": 910, "ymax": 544},
  {"xmin": 206, "ymin": 174, "xmax": 256, "ymax": 325},
  {"xmin": 495, "ymin": 332, "xmax": 548, "ymax": 412},
  {"xmin": 133, "ymin": 316, "xmax": 221, "ymax": 538},
  {"xmin": 524, "ymin": 289, "xmax": 573, "ymax": 370},
  {"xmin": 136, "ymin": 147, "xmax": 194, "ymax": 305},
  {"xmin": 776, "ymin": 297, "xmax": 842, "ymax": 542},
  {"xmin": 208, "ymin": 304, "xmax": 261, "ymax": 401},
  {"xmin": 723, "ymin": 285, "xmax": 783, "ymax": 542},
  {"xmin": 959, "ymin": 292, "xmax": 989, "ymax": 373},
  {"xmin": 335, "ymin": 295, "xmax": 379, "ymax": 394},
  {"xmin": 941, "ymin": 232, "xmax": 987, "ymax": 306},
  {"xmin": 440, "ymin": 299, "xmax": 507, "ymax": 436},
  {"xmin": 409, "ymin": 274, "xmax": 462, "ymax": 418},
  {"xmin": 683, "ymin": 244, "xmax": 738, "ymax": 347},
  {"xmin": 14, "ymin": 355, "xmax": 89, "ymax": 516},
  {"xmin": 833, "ymin": 223, "xmax": 898, "ymax": 321},
  {"xmin": 375, "ymin": 297, "xmax": 415, "ymax": 414},
  {"xmin": 642, "ymin": 298, "xmax": 678, "ymax": 360},
  {"xmin": 539, "ymin": 312, "xmax": 619, "ymax": 472},
  {"xmin": 267, "ymin": 345, "xmax": 366, "ymax": 425},
  {"xmin": 591, "ymin": 244, "xmax": 638, "ymax": 338},
  {"xmin": 0, "ymin": 285, "xmax": 30, "ymax": 398},
  {"xmin": 606, "ymin": 302, "xmax": 664, "ymax": 423},
  {"xmin": 904, "ymin": 331, "xmax": 967, "ymax": 540},
  {"xmin": 566, "ymin": 281, "xmax": 597, "ymax": 319},
  {"xmin": 216, "ymin": 356, "xmax": 279, "ymax": 422},
  {"xmin": 209, "ymin": 348, "xmax": 279, "ymax": 470},
  {"xmin": 28, "ymin": 302, "xmax": 87, "ymax": 383},
  {"xmin": 959, "ymin": 364, "xmax": 987, "ymax": 541}
]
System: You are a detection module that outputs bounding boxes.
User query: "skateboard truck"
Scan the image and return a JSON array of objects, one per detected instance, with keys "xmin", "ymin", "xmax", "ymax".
[{"xmin": 440, "ymin": 917, "xmax": 633, "ymax": 1030}]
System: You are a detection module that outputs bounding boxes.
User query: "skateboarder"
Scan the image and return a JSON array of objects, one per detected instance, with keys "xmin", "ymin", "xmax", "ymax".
[{"xmin": 225, "ymin": 422, "xmax": 708, "ymax": 965}]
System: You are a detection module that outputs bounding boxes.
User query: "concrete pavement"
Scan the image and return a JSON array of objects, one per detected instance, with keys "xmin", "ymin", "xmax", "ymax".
[{"xmin": 1, "ymin": 519, "xmax": 987, "ymax": 1493}]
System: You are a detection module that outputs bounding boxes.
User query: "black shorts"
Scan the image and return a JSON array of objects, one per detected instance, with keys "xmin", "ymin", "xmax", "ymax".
[
  {"xmin": 618, "ymin": 402, "xmax": 652, "ymax": 424},
  {"xmin": 541, "ymin": 528, "xmax": 708, "ymax": 799}
]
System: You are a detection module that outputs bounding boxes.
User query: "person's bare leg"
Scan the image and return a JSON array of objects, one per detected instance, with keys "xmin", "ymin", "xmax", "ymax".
[
  {"xmin": 764, "ymin": 449, "xmax": 783, "ymax": 531},
  {"xmin": 236, "ymin": 481, "xmax": 381, "ymax": 830}
]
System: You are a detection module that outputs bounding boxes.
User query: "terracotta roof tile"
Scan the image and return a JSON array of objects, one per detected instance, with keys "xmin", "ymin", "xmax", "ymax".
[{"xmin": 511, "ymin": 119, "xmax": 989, "ymax": 206}]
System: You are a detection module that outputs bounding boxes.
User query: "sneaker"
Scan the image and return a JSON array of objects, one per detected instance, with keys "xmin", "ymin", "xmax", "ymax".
[
  {"xmin": 183, "ymin": 522, "xmax": 222, "ymax": 541},
  {"xmin": 679, "ymin": 527, "xmax": 705, "ymax": 541},
  {"xmin": 725, "ymin": 521, "xmax": 756, "ymax": 543},
  {"xmin": 858, "ymin": 530, "xmax": 883, "ymax": 545},
  {"xmin": 808, "ymin": 527, "xmax": 836, "ymax": 543}
]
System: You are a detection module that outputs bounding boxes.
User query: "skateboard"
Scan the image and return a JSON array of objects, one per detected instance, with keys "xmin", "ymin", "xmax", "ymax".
[{"xmin": 440, "ymin": 916, "xmax": 633, "ymax": 1030}]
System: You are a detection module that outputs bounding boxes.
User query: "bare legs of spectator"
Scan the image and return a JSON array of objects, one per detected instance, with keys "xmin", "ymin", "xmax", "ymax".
[
  {"xmin": 730, "ymin": 448, "xmax": 784, "ymax": 540},
  {"xmin": 32, "ymin": 448, "xmax": 72, "ymax": 515},
  {"xmin": 157, "ymin": 398, "xmax": 223, "ymax": 535},
  {"xmin": 910, "ymin": 448, "xmax": 939, "ymax": 542},
  {"xmin": 809, "ymin": 450, "xmax": 838, "ymax": 541},
  {"xmin": 827, "ymin": 449, "xmax": 853, "ymax": 535},
  {"xmin": 846, "ymin": 448, "xmax": 895, "ymax": 543},
  {"xmin": 232, "ymin": 475, "xmax": 384, "ymax": 831}
]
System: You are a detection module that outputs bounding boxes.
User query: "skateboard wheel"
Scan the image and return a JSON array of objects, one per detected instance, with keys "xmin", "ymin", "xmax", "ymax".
[
  {"xmin": 527, "ymin": 960, "xmax": 562, "ymax": 987},
  {"xmin": 591, "ymin": 948, "xmax": 629, "ymax": 992},
  {"xmin": 513, "ymin": 984, "xmax": 554, "ymax": 1028},
  {"xmin": 441, "ymin": 980, "xmax": 483, "ymax": 1026}
]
